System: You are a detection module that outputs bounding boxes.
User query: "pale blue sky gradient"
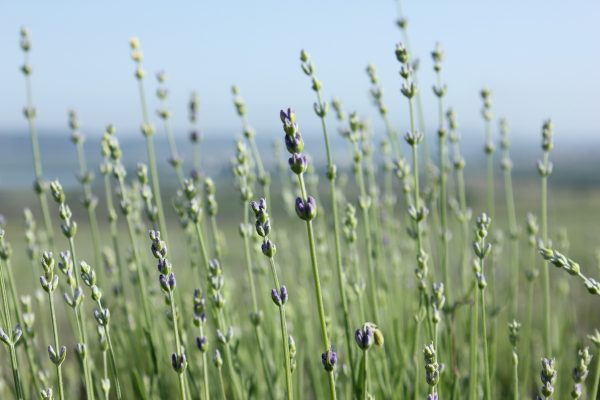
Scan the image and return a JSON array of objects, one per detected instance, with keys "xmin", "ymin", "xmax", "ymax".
[{"xmin": 0, "ymin": 1, "xmax": 599, "ymax": 139}]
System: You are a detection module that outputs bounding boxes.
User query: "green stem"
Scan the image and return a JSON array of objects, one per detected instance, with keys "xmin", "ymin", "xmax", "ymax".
[
  {"xmin": 5, "ymin": 259, "xmax": 43, "ymax": 394},
  {"xmin": 362, "ymin": 351, "xmax": 369, "ymax": 400},
  {"xmin": 241, "ymin": 205, "xmax": 275, "ymax": 399},
  {"xmin": 267, "ymin": 257, "xmax": 293, "ymax": 399},
  {"xmin": 199, "ymin": 324, "xmax": 210, "ymax": 400},
  {"xmin": 503, "ymin": 163, "xmax": 519, "ymax": 316},
  {"xmin": 193, "ymin": 221, "xmax": 242, "ymax": 399},
  {"xmin": 136, "ymin": 75, "xmax": 169, "ymax": 245},
  {"xmin": 217, "ymin": 366, "xmax": 226, "ymax": 400},
  {"xmin": 297, "ymin": 173, "xmax": 336, "ymax": 400},
  {"xmin": 68, "ymin": 238, "xmax": 95, "ymax": 400},
  {"xmin": 48, "ymin": 291, "xmax": 65, "ymax": 400},
  {"xmin": 75, "ymin": 140, "xmax": 102, "ymax": 272},
  {"xmin": 117, "ymin": 179, "xmax": 153, "ymax": 334},
  {"xmin": 0, "ymin": 260, "xmax": 25, "ymax": 399},
  {"xmin": 313, "ymin": 89, "xmax": 353, "ymax": 395},
  {"xmin": 512, "ymin": 349, "xmax": 519, "ymax": 400},
  {"xmin": 480, "ymin": 289, "xmax": 491, "ymax": 400},
  {"xmin": 23, "ymin": 58, "xmax": 55, "ymax": 246},
  {"xmin": 168, "ymin": 291, "xmax": 187, "ymax": 400},
  {"xmin": 412, "ymin": 316, "xmax": 421, "ymax": 400},
  {"xmin": 591, "ymin": 349, "xmax": 600, "ymax": 400},
  {"xmin": 352, "ymin": 143, "xmax": 380, "ymax": 323},
  {"xmin": 468, "ymin": 288, "xmax": 479, "ymax": 400},
  {"xmin": 541, "ymin": 151, "xmax": 551, "ymax": 357}
]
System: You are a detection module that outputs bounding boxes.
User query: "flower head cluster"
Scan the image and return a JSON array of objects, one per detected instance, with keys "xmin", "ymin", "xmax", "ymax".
[
  {"xmin": 571, "ymin": 347, "xmax": 592, "ymax": 399},
  {"xmin": 431, "ymin": 282, "xmax": 445, "ymax": 324},
  {"xmin": 354, "ymin": 322, "xmax": 384, "ymax": 351},
  {"xmin": 193, "ymin": 289, "xmax": 209, "ymax": 353},
  {"xmin": 424, "ymin": 343, "xmax": 441, "ymax": 388},
  {"xmin": 280, "ymin": 108, "xmax": 317, "ymax": 222},
  {"xmin": 321, "ymin": 348, "xmax": 337, "ymax": 372},
  {"xmin": 149, "ymin": 230, "xmax": 176, "ymax": 294},
  {"xmin": 50, "ymin": 181, "xmax": 77, "ymax": 239},
  {"xmin": 508, "ymin": 320, "xmax": 521, "ymax": 348},
  {"xmin": 473, "ymin": 213, "xmax": 492, "ymax": 290},
  {"xmin": 539, "ymin": 357, "xmax": 557, "ymax": 399}
]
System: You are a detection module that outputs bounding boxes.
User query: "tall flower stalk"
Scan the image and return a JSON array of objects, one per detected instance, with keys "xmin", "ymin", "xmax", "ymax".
[
  {"xmin": 129, "ymin": 38, "xmax": 169, "ymax": 243},
  {"xmin": 0, "ymin": 230, "xmax": 25, "ymax": 400},
  {"xmin": 19, "ymin": 27, "xmax": 55, "ymax": 247},
  {"xmin": 0, "ymin": 229, "xmax": 44, "ymax": 395},
  {"xmin": 68, "ymin": 111, "xmax": 102, "ymax": 273},
  {"xmin": 473, "ymin": 213, "xmax": 493, "ymax": 400},
  {"xmin": 499, "ymin": 119, "xmax": 520, "ymax": 316},
  {"xmin": 79, "ymin": 261, "xmax": 123, "ymax": 399},
  {"xmin": 156, "ymin": 71, "xmax": 186, "ymax": 186},
  {"xmin": 538, "ymin": 119, "xmax": 554, "ymax": 356},
  {"xmin": 99, "ymin": 126, "xmax": 126, "ymax": 311},
  {"xmin": 280, "ymin": 108, "xmax": 337, "ymax": 399},
  {"xmin": 508, "ymin": 320, "xmax": 520, "ymax": 400},
  {"xmin": 232, "ymin": 140, "xmax": 275, "ymax": 399},
  {"xmin": 149, "ymin": 231, "xmax": 188, "ymax": 400},
  {"xmin": 431, "ymin": 43, "xmax": 450, "ymax": 305},
  {"xmin": 183, "ymin": 181, "xmax": 243, "ymax": 399},
  {"xmin": 251, "ymin": 198, "xmax": 294, "ymax": 399},
  {"xmin": 193, "ymin": 289, "xmax": 210, "ymax": 400},
  {"xmin": 299, "ymin": 51, "xmax": 352, "ymax": 394},
  {"xmin": 355, "ymin": 323, "xmax": 383, "ymax": 400},
  {"xmin": 49, "ymin": 181, "xmax": 95, "ymax": 400},
  {"xmin": 232, "ymin": 87, "xmax": 272, "ymax": 207},
  {"xmin": 446, "ymin": 109, "xmax": 471, "ymax": 285},
  {"xmin": 39, "ymin": 252, "xmax": 65, "ymax": 400}
]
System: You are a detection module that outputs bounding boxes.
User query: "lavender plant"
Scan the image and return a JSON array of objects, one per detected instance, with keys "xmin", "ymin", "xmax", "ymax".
[{"xmin": 280, "ymin": 108, "xmax": 337, "ymax": 399}]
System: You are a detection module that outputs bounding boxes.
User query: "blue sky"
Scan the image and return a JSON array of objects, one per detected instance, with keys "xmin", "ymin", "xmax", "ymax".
[{"xmin": 0, "ymin": 1, "xmax": 599, "ymax": 139}]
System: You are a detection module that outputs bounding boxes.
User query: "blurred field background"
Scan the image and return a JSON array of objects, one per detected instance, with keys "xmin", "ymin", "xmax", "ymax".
[{"xmin": 1, "ymin": 1, "xmax": 600, "ymax": 399}]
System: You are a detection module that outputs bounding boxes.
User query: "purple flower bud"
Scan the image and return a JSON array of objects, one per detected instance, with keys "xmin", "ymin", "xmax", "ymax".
[
  {"xmin": 157, "ymin": 259, "xmax": 170, "ymax": 274},
  {"xmin": 280, "ymin": 285, "xmax": 288, "ymax": 304},
  {"xmin": 168, "ymin": 272, "xmax": 176, "ymax": 290},
  {"xmin": 321, "ymin": 348, "xmax": 337, "ymax": 372},
  {"xmin": 189, "ymin": 130, "xmax": 201, "ymax": 143},
  {"xmin": 159, "ymin": 274, "xmax": 169, "ymax": 292},
  {"xmin": 271, "ymin": 288, "xmax": 282, "ymax": 306},
  {"xmin": 285, "ymin": 132, "xmax": 304, "ymax": 154},
  {"xmin": 280, "ymin": 108, "xmax": 293, "ymax": 124},
  {"xmin": 261, "ymin": 240, "xmax": 276, "ymax": 258},
  {"xmin": 288, "ymin": 153, "xmax": 309, "ymax": 175},
  {"xmin": 295, "ymin": 196, "xmax": 317, "ymax": 221},
  {"xmin": 196, "ymin": 336, "xmax": 208, "ymax": 353},
  {"xmin": 355, "ymin": 325, "xmax": 374, "ymax": 350}
]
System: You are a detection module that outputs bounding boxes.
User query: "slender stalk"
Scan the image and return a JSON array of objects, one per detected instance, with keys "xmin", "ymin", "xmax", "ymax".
[
  {"xmin": 168, "ymin": 290, "xmax": 187, "ymax": 400},
  {"xmin": 250, "ymin": 198, "xmax": 294, "ymax": 398},
  {"xmin": 2, "ymin": 256, "xmax": 43, "ymax": 394},
  {"xmin": 156, "ymin": 73, "xmax": 186, "ymax": 187},
  {"xmin": 497, "ymin": 119, "xmax": 521, "ymax": 321},
  {"xmin": 480, "ymin": 289, "xmax": 491, "ymax": 400},
  {"xmin": 298, "ymin": 173, "xmax": 336, "ymax": 400},
  {"xmin": 268, "ymin": 257, "xmax": 294, "ymax": 399},
  {"xmin": 48, "ymin": 288, "xmax": 65, "ymax": 400},
  {"xmin": 468, "ymin": 288, "xmax": 479, "ymax": 400},
  {"xmin": 362, "ymin": 350, "xmax": 369, "ymax": 400},
  {"xmin": 191, "ymin": 219, "xmax": 243, "ymax": 399},
  {"xmin": 591, "ymin": 348, "xmax": 600, "ymax": 400},
  {"xmin": 538, "ymin": 120, "xmax": 554, "ymax": 357},
  {"xmin": 20, "ymin": 30, "xmax": 55, "ymax": 247},
  {"xmin": 130, "ymin": 39, "xmax": 169, "ymax": 244},
  {"xmin": 69, "ymin": 114, "xmax": 102, "ymax": 273},
  {"xmin": 67, "ymin": 239, "xmax": 95, "ymax": 400},
  {"xmin": 512, "ymin": 350, "xmax": 518, "ymax": 400},
  {"xmin": 0, "ymin": 257, "xmax": 25, "ymax": 400}
]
